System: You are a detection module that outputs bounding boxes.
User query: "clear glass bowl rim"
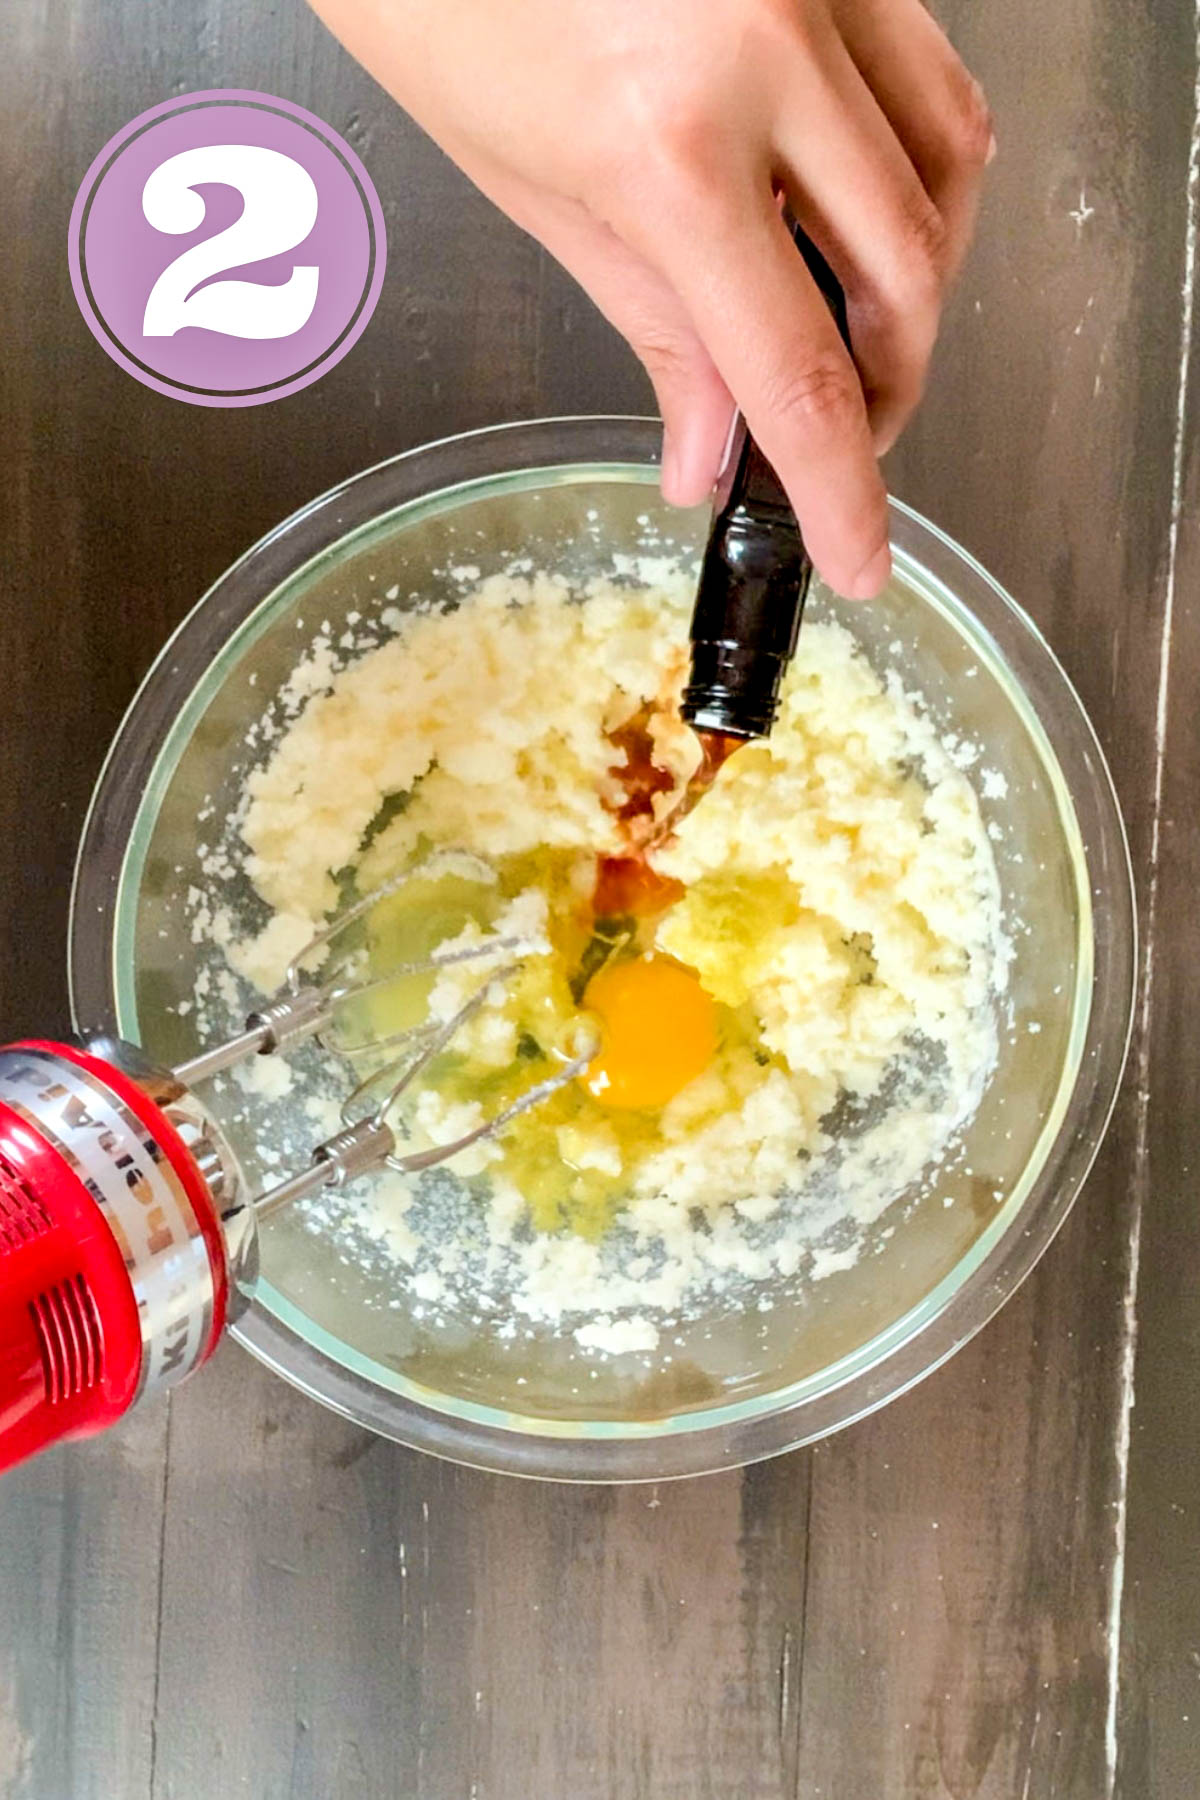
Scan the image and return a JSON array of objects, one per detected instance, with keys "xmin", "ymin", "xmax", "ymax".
[{"xmin": 68, "ymin": 416, "xmax": 1137, "ymax": 1482}]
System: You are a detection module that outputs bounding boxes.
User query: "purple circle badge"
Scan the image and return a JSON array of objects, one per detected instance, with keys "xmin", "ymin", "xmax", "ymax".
[{"xmin": 68, "ymin": 90, "xmax": 387, "ymax": 407}]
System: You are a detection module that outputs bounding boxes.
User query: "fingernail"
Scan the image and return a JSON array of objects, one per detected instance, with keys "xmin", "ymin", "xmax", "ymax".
[
  {"xmin": 986, "ymin": 132, "xmax": 997, "ymax": 165},
  {"xmin": 849, "ymin": 542, "xmax": 892, "ymax": 599},
  {"xmin": 716, "ymin": 406, "xmax": 741, "ymax": 480},
  {"xmin": 662, "ymin": 412, "xmax": 732, "ymax": 507}
]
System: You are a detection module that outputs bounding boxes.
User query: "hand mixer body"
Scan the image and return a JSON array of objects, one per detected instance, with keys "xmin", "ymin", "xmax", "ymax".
[{"xmin": 0, "ymin": 1041, "xmax": 249, "ymax": 1474}]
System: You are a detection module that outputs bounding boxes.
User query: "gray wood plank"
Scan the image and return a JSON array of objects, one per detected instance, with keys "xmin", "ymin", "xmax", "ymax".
[
  {"xmin": 0, "ymin": 5, "xmax": 186, "ymax": 1797},
  {"xmin": 452, "ymin": 1454, "xmax": 810, "ymax": 1800},
  {"xmin": 1114, "ymin": 24, "xmax": 1200, "ymax": 1788},
  {"xmin": 0, "ymin": 1406, "xmax": 168, "ymax": 1800},
  {"xmin": 151, "ymin": 1345, "xmax": 811, "ymax": 1800},
  {"xmin": 790, "ymin": 0, "xmax": 1195, "ymax": 1791},
  {"xmin": 794, "ymin": 1182, "xmax": 1138, "ymax": 1797},
  {"xmin": 1115, "ymin": 568, "xmax": 1200, "ymax": 1787}
]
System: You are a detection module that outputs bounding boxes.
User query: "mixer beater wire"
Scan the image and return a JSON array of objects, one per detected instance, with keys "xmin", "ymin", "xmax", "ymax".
[{"xmin": 173, "ymin": 851, "xmax": 600, "ymax": 1217}]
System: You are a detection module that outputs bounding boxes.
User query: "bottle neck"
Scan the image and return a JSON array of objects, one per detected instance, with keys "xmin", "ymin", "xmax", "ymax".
[
  {"xmin": 681, "ymin": 437, "xmax": 812, "ymax": 739},
  {"xmin": 682, "ymin": 224, "xmax": 847, "ymax": 741}
]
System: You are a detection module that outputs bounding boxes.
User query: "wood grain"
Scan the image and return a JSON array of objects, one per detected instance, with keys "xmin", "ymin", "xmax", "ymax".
[
  {"xmin": 0, "ymin": 0, "xmax": 1197, "ymax": 1795},
  {"xmin": 788, "ymin": 0, "xmax": 1196, "ymax": 1791},
  {"xmin": 146, "ymin": 1347, "xmax": 811, "ymax": 1800},
  {"xmin": 0, "ymin": 1404, "xmax": 168, "ymax": 1800},
  {"xmin": 1114, "ymin": 27, "xmax": 1200, "ymax": 1786}
]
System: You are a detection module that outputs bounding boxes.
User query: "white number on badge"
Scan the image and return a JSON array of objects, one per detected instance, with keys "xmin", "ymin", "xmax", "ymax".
[{"xmin": 142, "ymin": 144, "xmax": 319, "ymax": 341}]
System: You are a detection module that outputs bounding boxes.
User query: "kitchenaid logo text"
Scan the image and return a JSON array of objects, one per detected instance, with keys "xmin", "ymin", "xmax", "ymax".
[{"xmin": 8, "ymin": 1068, "xmax": 177, "ymax": 1258}]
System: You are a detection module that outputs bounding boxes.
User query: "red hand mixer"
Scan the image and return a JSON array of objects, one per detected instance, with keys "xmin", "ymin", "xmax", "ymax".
[{"xmin": 0, "ymin": 862, "xmax": 594, "ymax": 1477}]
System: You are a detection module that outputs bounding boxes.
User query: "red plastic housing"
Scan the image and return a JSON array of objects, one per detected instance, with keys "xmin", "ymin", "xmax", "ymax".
[
  {"xmin": 0, "ymin": 1044, "xmax": 229, "ymax": 1476},
  {"xmin": 0, "ymin": 1099, "xmax": 143, "ymax": 1473}
]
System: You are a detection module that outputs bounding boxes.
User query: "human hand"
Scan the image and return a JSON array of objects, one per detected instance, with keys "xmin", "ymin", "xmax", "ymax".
[{"xmin": 311, "ymin": 0, "xmax": 993, "ymax": 596}]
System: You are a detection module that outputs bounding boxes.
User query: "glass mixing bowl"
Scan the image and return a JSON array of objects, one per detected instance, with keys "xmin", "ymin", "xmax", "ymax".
[{"xmin": 69, "ymin": 418, "xmax": 1135, "ymax": 1481}]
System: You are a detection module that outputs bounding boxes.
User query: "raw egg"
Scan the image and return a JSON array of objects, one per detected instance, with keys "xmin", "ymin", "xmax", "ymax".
[{"xmin": 581, "ymin": 954, "xmax": 718, "ymax": 1110}]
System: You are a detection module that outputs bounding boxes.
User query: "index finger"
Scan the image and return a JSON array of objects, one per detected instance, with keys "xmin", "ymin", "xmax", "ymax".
[
  {"xmin": 651, "ymin": 192, "xmax": 890, "ymax": 598},
  {"xmin": 831, "ymin": 0, "xmax": 994, "ymax": 286}
]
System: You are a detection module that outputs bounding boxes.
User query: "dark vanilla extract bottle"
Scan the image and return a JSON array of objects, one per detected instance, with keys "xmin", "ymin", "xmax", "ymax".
[{"xmin": 681, "ymin": 227, "xmax": 852, "ymax": 746}]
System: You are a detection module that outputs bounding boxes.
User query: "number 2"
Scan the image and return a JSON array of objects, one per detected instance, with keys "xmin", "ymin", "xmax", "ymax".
[{"xmin": 142, "ymin": 144, "xmax": 319, "ymax": 341}]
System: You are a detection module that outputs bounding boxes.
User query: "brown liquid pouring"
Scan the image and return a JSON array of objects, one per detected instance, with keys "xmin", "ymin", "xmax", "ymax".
[
  {"xmin": 591, "ymin": 714, "xmax": 743, "ymax": 924},
  {"xmin": 659, "ymin": 727, "xmax": 742, "ymax": 836}
]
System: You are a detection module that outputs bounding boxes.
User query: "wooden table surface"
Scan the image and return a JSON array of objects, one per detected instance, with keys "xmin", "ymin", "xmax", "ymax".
[{"xmin": 3, "ymin": 1, "xmax": 1199, "ymax": 1795}]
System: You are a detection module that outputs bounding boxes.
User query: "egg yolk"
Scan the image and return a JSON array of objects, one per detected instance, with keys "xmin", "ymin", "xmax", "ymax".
[{"xmin": 580, "ymin": 954, "xmax": 718, "ymax": 1110}]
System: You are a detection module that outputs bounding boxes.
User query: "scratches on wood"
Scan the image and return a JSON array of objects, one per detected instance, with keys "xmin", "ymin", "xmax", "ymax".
[
  {"xmin": 0, "ymin": 1402, "xmax": 169, "ymax": 1800},
  {"xmin": 0, "ymin": 1682, "xmax": 33, "ymax": 1799},
  {"xmin": 1109, "ymin": 8, "xmax": 1200, "ymax": 1793}
]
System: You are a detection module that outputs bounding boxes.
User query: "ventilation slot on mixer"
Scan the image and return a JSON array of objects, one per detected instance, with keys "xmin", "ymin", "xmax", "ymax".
[
  {"xmin": 0, "ymin": 1152, "xmax": 52, "ymax": 1252},
  {"xmin": 29, "ymin": 1276, "xmax": 104, "ymax": 1404}
]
